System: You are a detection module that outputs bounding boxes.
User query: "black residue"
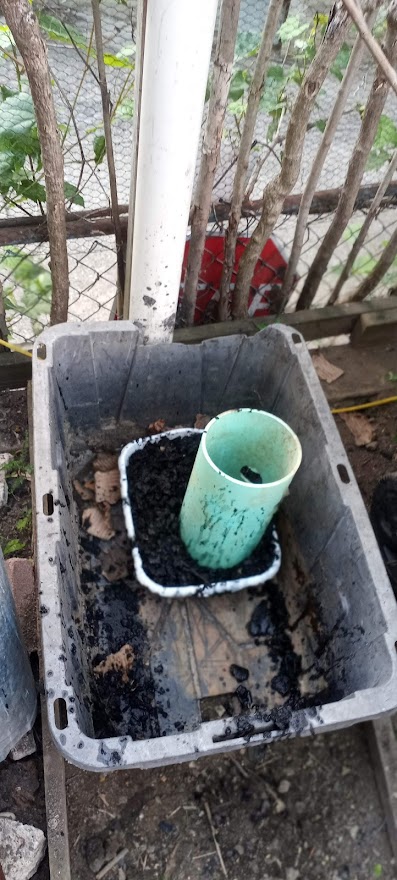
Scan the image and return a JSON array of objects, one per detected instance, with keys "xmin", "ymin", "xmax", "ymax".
[
  {"xmin": 240, "ymin": 465, "xmax": 262, "ymax": 484},
  {"xmin": 230, "ymin": 664, "xmax": 249, "ymax": 682},
  {"xmin": 126, "ymin": 435, "xmax": 277, "ymax": 587}
]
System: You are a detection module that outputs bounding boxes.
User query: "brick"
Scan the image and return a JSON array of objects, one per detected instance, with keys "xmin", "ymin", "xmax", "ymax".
[{"xmin": 5, "ymin": 557, "xmax": 37, "ymax": 655}]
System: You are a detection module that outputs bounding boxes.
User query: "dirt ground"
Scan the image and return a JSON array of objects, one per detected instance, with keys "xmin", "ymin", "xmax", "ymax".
[{"xmin": 1, "ymin": 343, "xmax": 397, "ymax": 880}]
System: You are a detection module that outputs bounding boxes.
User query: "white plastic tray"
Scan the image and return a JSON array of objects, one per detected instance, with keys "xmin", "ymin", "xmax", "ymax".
[{"xmin": 119, "ymin": 427, "xmax": 281, "ymax": 598}]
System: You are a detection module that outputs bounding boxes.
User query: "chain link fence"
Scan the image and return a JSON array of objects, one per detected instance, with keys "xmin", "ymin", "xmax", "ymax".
[{"xmin": 0, "ymin": 0, "xmax": 397, "ymax": 343}]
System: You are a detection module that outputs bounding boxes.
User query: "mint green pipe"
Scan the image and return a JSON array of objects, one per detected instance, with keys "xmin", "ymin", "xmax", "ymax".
[{"xmin": 180, "ymin": 409, "xmax": 302, "ymax": 569}]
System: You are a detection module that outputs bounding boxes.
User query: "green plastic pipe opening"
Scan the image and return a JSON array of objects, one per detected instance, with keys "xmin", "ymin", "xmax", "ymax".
[{"xmin": 180, "ymin": 408, "xmax": 302, "ymax": 569}]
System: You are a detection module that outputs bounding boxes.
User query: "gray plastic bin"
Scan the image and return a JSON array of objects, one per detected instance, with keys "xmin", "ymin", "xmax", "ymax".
[
  {"xmin": 0, "ymin": 549, "xmax": 37, "ymax": 760},
  {"xmin": 33, "ymin": 322, "xmax": 397, "ymax": 771}
]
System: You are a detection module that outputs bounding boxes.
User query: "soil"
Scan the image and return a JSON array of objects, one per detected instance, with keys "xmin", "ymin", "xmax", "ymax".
[
  {"xmin": 127, "ymin": 434, "xmax": 277, "ymax": 587},
  {"xmin": 0, "ymin": 389, "xmax": 32, "ymax": 559},
  {"xmin": 335, "ymin": 402, "xmax": 397, "ymax": 512},
  {"xmin": 67, "ymin": 725, "xmax": 393, "ymax": 880}
]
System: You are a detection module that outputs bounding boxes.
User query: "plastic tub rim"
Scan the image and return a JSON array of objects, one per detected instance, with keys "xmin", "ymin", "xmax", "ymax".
[{"xmin": 201, "ymin": 407, "xmax": 302, "ymax": 489}]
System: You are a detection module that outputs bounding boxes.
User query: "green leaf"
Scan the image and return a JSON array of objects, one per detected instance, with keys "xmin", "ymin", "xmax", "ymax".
[
  {"xmin": 38, "ymin": 12, "xmax": 87, "ymax": 50},
  {"xmin": 16, "ymin": 511, "xmax": 32, "ymax": 532},
  {"xmin": 235, "ymin": 32, "xmax": 260, "ymax": 61},
  {"xmin": 266, "ymin": 64, "xmax": 286, "ymax": 82},
  {"xmin": 277, "ymin": 16, "xmax": 309, "ymax": 43},
  {"xmin": 17, "ymin": 179, "xmax": 47, "ymax": 203},
  {"xmin": 314, "ymin": 118, "xmax": 327, "ymax": 133},
  {"xmin": 367, "ymin": 115, "xmax": 397, "ymax": 171},
  {"xmin": 0, "ymin": 85, "xmax": 17, "ymax": 102},
  {"xmin": 331, "ymin": 43, "xmax": 351, "ymax": 81},
  {"xmin": 0, "ymin": 248, "xmax": 52, "ymax": 322},
  {"xmin": 2, "ymin": 538, "xmax": 26, "ymax": 557},
  {"xmin": 64, "ymin": 182, "xmax": 85, "ymax": 207},
  {"xmin": 387, "ymin": 371, "xmax": 397, "ymax": 382},
  {"xmin": 0, "ymin": 24, "xmax": 15, "ymax": 49},
  {"xmin": 115, "ymin": 98, "xmax": 134, "ymax": 120},
  {"xmin": 228, "ymin": 69, "xmax": 248, "ymax": 102},
  {"xmin": 93, "ymin": 133, "xmax": 106, "ymax": 164},
  {"xmin": 103, "ymin": 52, "xmax": 133, "ymax": 68},
  {"xmin": 0, "ymin": 92, "xmax": 40, "ymax": 159},
  {"xmin": 373, "ymin": 866, "xmax": 383, "ymax": 878}
]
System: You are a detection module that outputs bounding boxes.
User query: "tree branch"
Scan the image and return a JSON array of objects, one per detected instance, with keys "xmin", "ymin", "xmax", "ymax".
[
  {"xmin": 349, "ymin": 224, "xmax": 397, "ymax": 301},
  {"xmin": 279, "ymin": 0, "xmax": 380, "ymax": 309},
  {"xmin": 218, "ymin": 0, "xmax": 284, "ymax": 321},
  {"xmin": 297, "ymin": 0, "xmax": 397, "ymax": 311},
  {"xmin": 331, "ymin": 148, "xmax": 397, "ymax": 302},
  {"xmin": 180, "ymin": 0, "xmax": 241, "ymax": 326},
  {"xmin": 232, "ymin": 1, "xmax": 351, "ymax": 320},
  {"xmin": 0, "ymin": 0, "xmax": 69, "ymax": 324},
  {"xmin": 340, "ymin": 0, "xmax": 397, "ymax": 96}
]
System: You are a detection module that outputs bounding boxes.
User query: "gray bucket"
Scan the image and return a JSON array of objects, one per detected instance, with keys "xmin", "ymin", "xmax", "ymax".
[{"xmin": 0, "ymin": 550, "xmax": 37, "ymax": 761}]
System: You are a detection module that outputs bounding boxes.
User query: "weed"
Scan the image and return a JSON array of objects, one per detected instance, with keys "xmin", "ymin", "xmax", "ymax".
[
  {"xmin": 2, "ymin": 538, "xmax": 26, "ymax": 557},
  {"xmin": 0, "ymin": 435, "xmax": 32, "ymax": 493},
  {"xmin": 16, "ymin": 510, "xmax": 32, "ymax": 533}
]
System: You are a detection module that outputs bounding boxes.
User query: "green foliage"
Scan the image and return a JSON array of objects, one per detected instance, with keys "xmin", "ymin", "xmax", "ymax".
[
  {"xmin": 0, "ymin": 248, "xmax": 52, "ymax": 333},
  {"xmin": 2, "ymin": 538, "xmax": 26, "ymax": 557},
  {"xmin": 37, "ymin": 11, "xmax": 134, "ymax": 69},
  {"xmin": 94, "ymin": 133, "xmax": 106, "ymax": 165},
  {"xmin": 331, "ymin": 44, "xmax": 351, "ymax": 82},
  {"xmin": 0, "ymin": 436, "xmax": 32, "ymax": 493},
  {"xmin": 114, "ymin": 98, "xmax": 134, "ymax": 121},
  {"xmin": 367, "ymin": 115, "xmax": 397, "ymax": 171},
  {"xmin": 37, "ymin": 12, "xmax": 87, "ymax": 50},
  {"xmin": 16, "ymin": 510, "xmax": 32, "ymax": 533},
  {"xmin": 373, "ymin": 866, "xmax": 383, "ymax": 878},
  {"xmin": 387, "ymin": 371, "xmax": 397, "ymax": 382}
]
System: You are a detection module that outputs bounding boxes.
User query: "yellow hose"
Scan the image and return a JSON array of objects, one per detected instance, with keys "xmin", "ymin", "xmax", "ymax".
[
  {"xmin": 331, "ymin": 395, "xmax": 397, "ymax": 414},
  {"xmin": 0, "ymin": 338, "xmax": 33, "ymax": 358}
]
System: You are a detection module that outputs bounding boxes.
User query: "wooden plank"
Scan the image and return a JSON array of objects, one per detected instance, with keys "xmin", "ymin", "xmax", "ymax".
[
  {"xmin": 0, "ymin": 298, "xmax": 396, "ymax": 395},
  {"xmin": 366, "ymin": 718, "xmax": 397, "ymax": 862},
  {"xmin": 351, "ymin": 308, "xmax": 397, "ymax": 346},
  {"xmin": 2, "ymin": 182, "xmax": 397, "ymax": 245},
  {"xmin": 174, "ymin": 297, "xmax": 397, "ymax": 345},
  {"xmin": 0, "ymin": 351, "xmax": 32, "ymax": 391}
]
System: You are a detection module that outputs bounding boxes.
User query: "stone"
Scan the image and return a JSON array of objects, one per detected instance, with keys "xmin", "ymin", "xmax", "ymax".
[
  {"xmin": 278, "ymin": 779, "xmax": 291, "ymax": 794},
  {"xmin": 0, "ymin": 453, "xmax": 12, "ymax": 507},
  {"xmin": 10, "ymin": 731, "xmax": 36, "ymax": 761},
  {"xmin": 85, "ymin": 835, "xmax": 106, "ymax": 874},
  {"xmin": 0, "ymin": 817, "xmax": 46, "ymax": 880},
  {"xmin": 286, "ymin": 869, "xmax": 300, "ymax": 880}
]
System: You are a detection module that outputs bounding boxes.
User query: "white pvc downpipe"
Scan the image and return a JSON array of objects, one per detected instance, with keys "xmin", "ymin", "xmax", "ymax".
[{"xmin": 126, "ymin": 0, "xmax": 218, "ymax": 343}]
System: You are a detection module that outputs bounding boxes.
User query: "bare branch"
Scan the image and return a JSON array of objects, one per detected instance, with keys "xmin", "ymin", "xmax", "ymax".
[
  {"xmin": 0, "ymin": 0, "xmax": 69, "ymax": 324},
  {"xmin": 218, "ymin": 0, "xmax": 284, "ymax": 321},
  {"xmin": 0, "ymin": 281, "xmax": 8, "ymax": 342},
  {"xmin": 297, "ymin": 0, "xmax": 397, "ymax": 311},
  {"xmin": 341, "ymin": 0, "xmax": 397, "ymax": 96},
  {"xmin": 331, "ymin": 149, "xmax": 397, "ymax": 302},
  {"xmin": 232, "ymin": 2, "xmax": 351, "ymax": 320},
  {"xmin": 179, "ymin": 0, "xmax": 241, "ymax": 326},
  {"xmin": 349, "ymin": 224, "xmax": 397, "ymax": 301},
  {"xmin": 279, "ymin": 0, "xmax": 379, "ymax": 309},
  {"xmin": 91, "ymin": 0, "xmax": 125, "ymax": 312}
]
